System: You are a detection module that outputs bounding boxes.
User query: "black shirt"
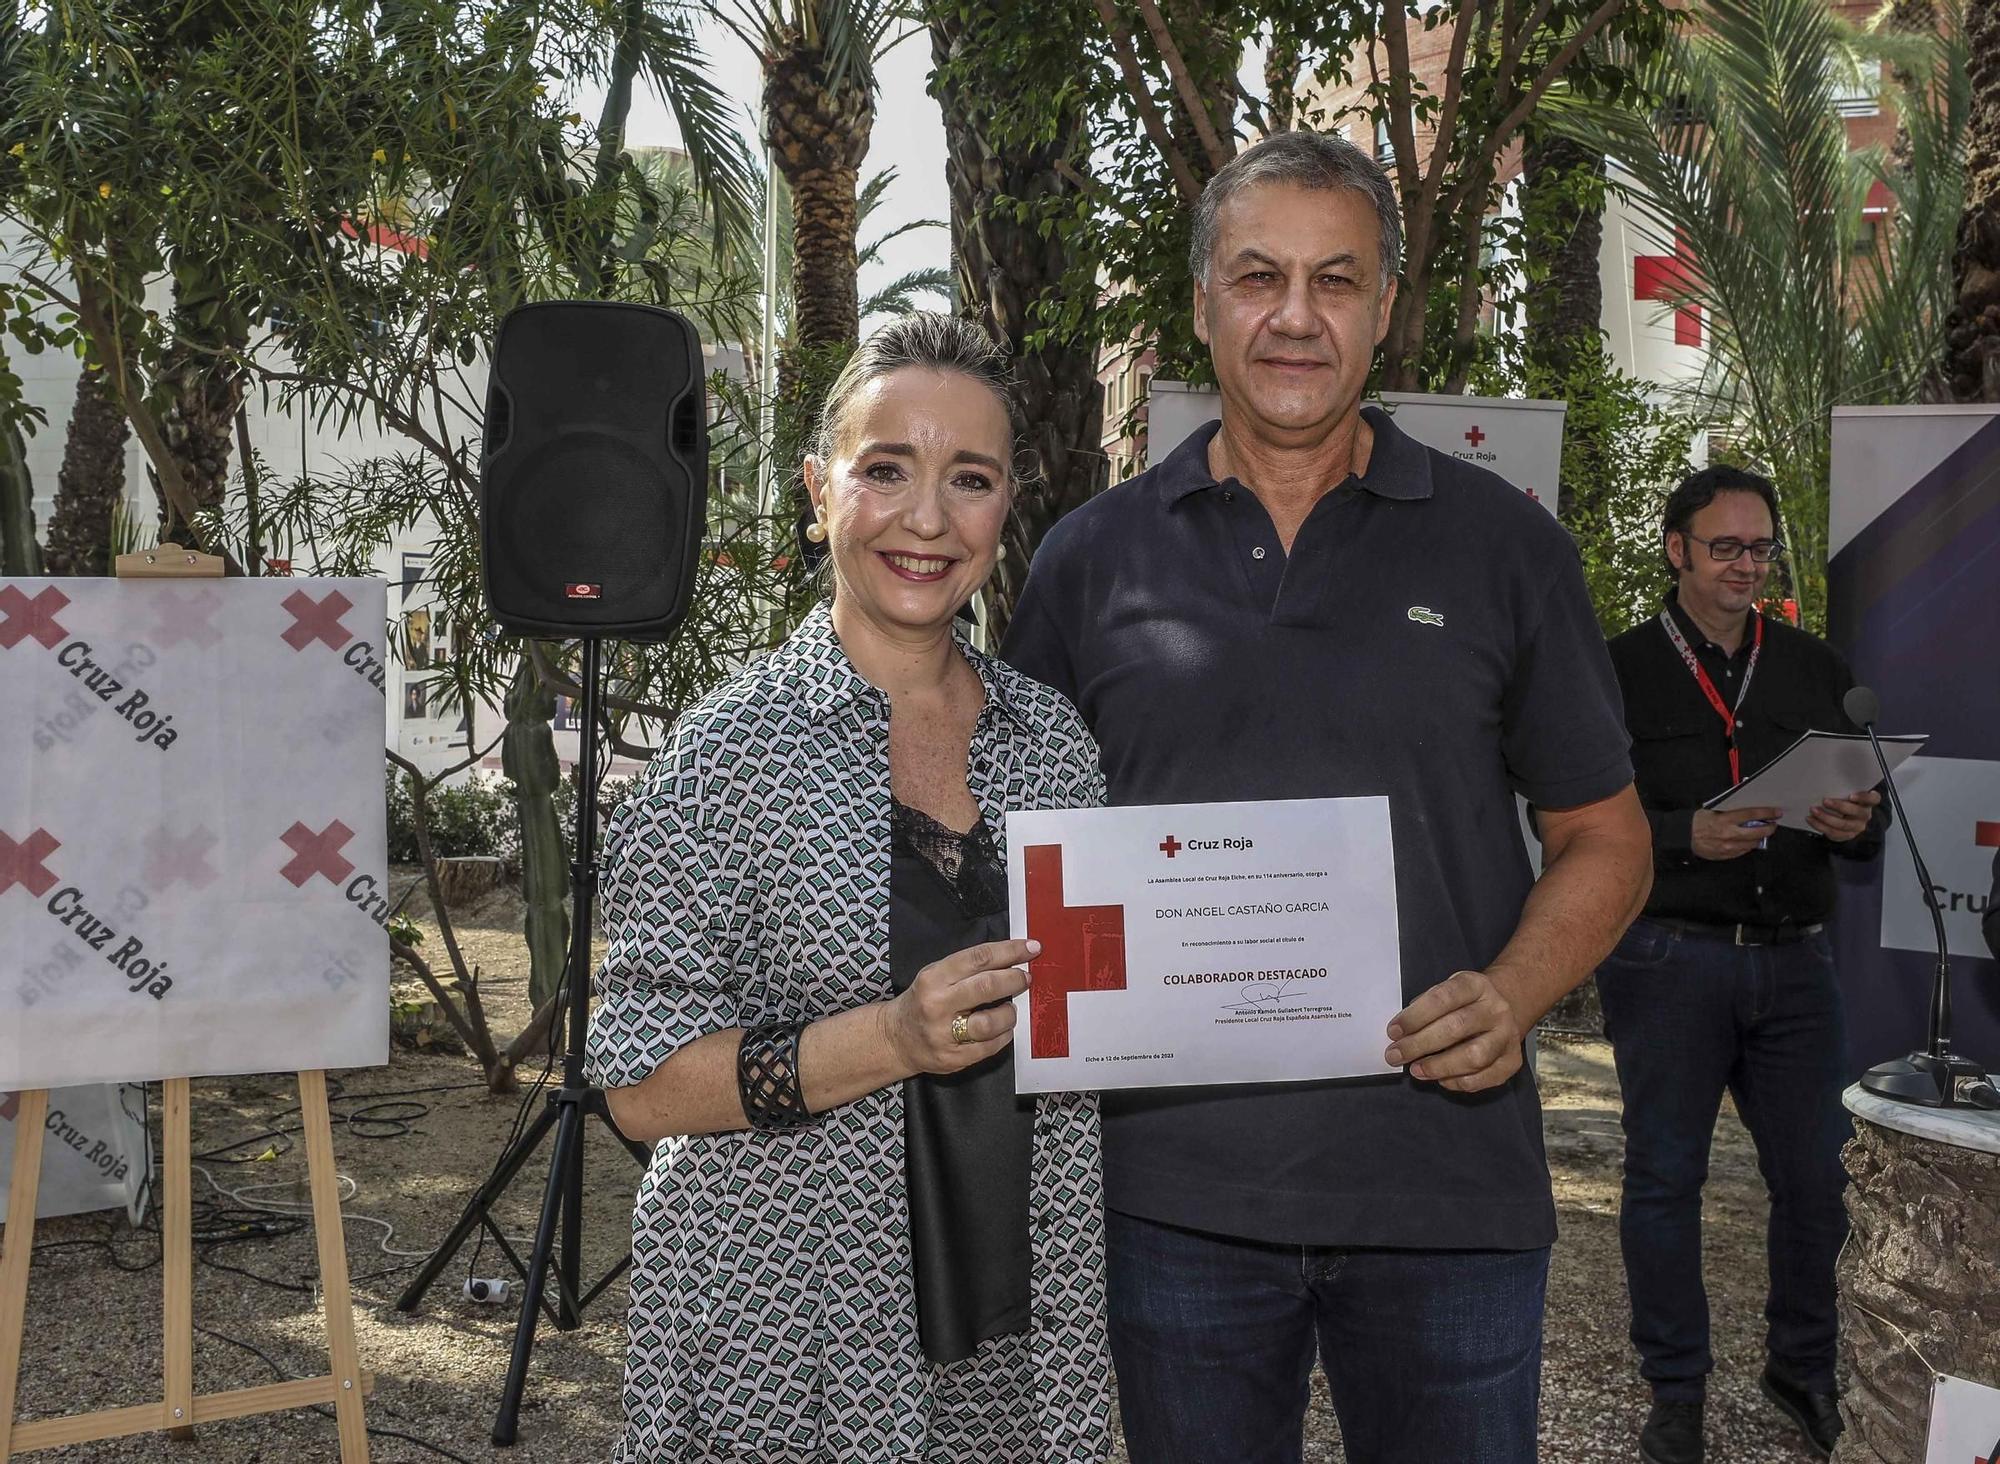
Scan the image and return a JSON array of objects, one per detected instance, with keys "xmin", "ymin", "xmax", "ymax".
[
  {"xmin": 1001, "ymin": 409, "xmax": 1633, "ymax": 1250},
  {"xmin": 886, "ymin": 799, "xmax": 1031, "ymax": 1366},
  {"xmin": 1606, "ymin": 594, "xmax": 1887, "ymax": 926}
]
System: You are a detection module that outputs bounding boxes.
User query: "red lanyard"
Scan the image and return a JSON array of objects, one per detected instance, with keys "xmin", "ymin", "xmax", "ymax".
[{"xmin": 1658, "ymin": 607, "xmax": 1763, "ymax": 785}]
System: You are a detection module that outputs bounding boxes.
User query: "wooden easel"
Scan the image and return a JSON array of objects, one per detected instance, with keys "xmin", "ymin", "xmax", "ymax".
[{"xmin": 0, "ymin": 548, "xmax": 373, "ymax": 1460}]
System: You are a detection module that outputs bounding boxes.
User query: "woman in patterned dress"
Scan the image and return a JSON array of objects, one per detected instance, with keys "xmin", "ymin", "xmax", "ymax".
[{"xmin": 586, "ymin": 314, "xmax": 1111, "ymax": 1463}]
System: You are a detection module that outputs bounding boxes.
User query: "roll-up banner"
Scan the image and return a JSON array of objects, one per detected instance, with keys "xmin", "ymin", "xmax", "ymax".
[{"xmin": 1827, "ymin": 407, "xmax": 2000, "ymax": 1076}]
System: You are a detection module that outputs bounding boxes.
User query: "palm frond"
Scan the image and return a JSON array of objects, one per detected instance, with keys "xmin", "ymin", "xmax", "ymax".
[
  {"xmin": 861, "ymin": 264, "xmax": 951, "ymax": 318},
  {"xmin": 1544, "ymin": 0, "xmax": 1965, "ymax": 626}
]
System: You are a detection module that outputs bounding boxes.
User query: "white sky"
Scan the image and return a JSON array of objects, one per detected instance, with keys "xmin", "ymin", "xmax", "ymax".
[{"xmin": 573, "ymin": 16, "xmax": 952, "ymax": 327}]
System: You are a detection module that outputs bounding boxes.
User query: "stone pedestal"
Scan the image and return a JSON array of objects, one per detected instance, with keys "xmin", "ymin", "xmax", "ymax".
[{"xmin": 1835, "ymin": 1083, "xmax": 2000, "ymax": 1463}]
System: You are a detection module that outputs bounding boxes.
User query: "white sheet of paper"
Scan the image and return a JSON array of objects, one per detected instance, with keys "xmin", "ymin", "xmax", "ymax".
[
  {"xmin": 1924, "ymin": 1374, "xmax": 2000, "ymax": 1464},
  {"xmin": 1705, "ymin": 730, "xmax": 1924, "ymax": 832},
  {"xmin": 1005, "ymin": 798, "xmax": 1403, "ymax": 1093}
]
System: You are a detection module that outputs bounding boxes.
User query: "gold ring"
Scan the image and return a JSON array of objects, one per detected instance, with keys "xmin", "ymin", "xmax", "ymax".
[{"xmin": 949, "ymin": 1012, "xmax": 972, "ymax": 1046}]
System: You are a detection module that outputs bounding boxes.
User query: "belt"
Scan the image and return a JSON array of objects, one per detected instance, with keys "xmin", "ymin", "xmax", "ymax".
[{"xmin": 1653, "ymin": 917, "xmax": 1825, "ymax": 947}]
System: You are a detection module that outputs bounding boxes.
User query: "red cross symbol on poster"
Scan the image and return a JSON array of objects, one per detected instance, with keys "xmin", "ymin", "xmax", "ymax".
[
  {"xmin": 143, "ymin": 826, "xmax": 221, "ymax": 891},
  {"xmin": 1464, "ymin": 425, "xmax": 1486, "ymax": 447},
  {"xmin": 280, "ymin": 589, "xmax": 355, "ymax": 652},
  {"xmin": 279, "ymin": 820, "xmax": 356, "ymax": 888},
  {"xmin": 0, "ymin": 827, "xmax": 60, "ymax": 898},
  {"xmin": 151, "ymin": 587, "xmax": 226, "ymax": 649},
  {"xmin": 1634, "ymin": 231, "xmax": 1703, "ymax": 346},
  {"xmin": 0, "ymin": 584, "xmax": 70, "ymax": 651},
  {"xmin": 1976, "ymin": 821, "xmax": 2000, "ymax": 848}
]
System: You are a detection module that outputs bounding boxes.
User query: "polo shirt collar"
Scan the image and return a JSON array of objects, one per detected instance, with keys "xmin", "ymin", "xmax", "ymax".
[
  {"xmin": 1153, "ymin": 404, "xmax": 1435, "ymax": 508},
  {"xmin": 786, "ymin": 600, "xmax": 1026, "ymax": 727},
  {"xmin": 1662, "ymin": 589, "xmax": 1753, "ymax": 661}
]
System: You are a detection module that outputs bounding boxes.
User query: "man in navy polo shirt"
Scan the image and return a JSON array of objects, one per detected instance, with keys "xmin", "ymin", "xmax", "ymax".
[{"xmin": 1003, "ymin": 129, "xmax": 1653, "ymax": 1464}]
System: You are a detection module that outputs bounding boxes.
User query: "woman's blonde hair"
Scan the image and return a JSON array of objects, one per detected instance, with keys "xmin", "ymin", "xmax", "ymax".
[{"xmin": 811, "ymin": 313, "xmax": 1024, "ymax": 479}]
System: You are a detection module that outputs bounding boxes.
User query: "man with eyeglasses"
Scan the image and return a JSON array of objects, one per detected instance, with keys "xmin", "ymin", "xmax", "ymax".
[{"xmin": 1597, "ymin": 465, "xmax": 1887, "ymax": 1464}]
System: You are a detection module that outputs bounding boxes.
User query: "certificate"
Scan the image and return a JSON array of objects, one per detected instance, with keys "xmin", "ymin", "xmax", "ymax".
[{"xmin": 1005, "ymin": 798, "xmax": 1404, "ymax": 1093}]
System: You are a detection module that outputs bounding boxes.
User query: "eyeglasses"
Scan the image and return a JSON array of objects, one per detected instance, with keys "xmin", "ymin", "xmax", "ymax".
[{"xmin": 1684, "ymin": 532, "xmax": 1786, "ymax": 563}]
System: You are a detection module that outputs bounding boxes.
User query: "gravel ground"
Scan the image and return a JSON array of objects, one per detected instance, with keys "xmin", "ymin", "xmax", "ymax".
[{"xmin": 7, "ymin": 879, "xmax": 1825, "ymax": 1463}]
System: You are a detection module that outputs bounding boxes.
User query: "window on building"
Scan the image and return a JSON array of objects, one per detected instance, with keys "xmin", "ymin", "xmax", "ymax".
[{"xmin": 1829, "ymin": 58, "xmax": 1880, "ymax": 118}]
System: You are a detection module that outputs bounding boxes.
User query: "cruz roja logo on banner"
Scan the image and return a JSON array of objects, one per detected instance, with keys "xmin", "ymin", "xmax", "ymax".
[
  {"xmin": 3, "ymin": 826, "xmax": 176, "ymax": 1001},
  {"xmin": 280, "ymin": 817, "xmax": 397, "ymax": 939},
  {"xmin": 281, "ymin": 587, "xmax": 391, "ymax": 695},
  {"xmin": 3, "ymin": 586, "xmax": 184, "ymax": 752}
]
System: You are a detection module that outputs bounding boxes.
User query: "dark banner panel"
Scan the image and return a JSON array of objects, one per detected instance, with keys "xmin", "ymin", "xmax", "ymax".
[{"xmin": 1827, "ymin": 410, "xmax": 2000, "ymax": 1078}]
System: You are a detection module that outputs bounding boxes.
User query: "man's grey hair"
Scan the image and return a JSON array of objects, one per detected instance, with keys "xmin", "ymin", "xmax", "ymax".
[
  {"xmin": 811, "ymin": 311, "xmax": 1020, "ymax": 469},
  {"xmin": 1188, "ymin": 130, "xmax": 1403, "ymax": 295}
]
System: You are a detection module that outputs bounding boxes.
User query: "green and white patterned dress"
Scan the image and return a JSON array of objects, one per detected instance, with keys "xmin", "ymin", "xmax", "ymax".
[{"xmin": 586, "ymin": 603, "xmax": 1111, "ymax": 1464}]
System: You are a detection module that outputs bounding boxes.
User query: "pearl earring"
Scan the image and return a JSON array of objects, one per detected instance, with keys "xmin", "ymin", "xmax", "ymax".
[
  {"xmin": 994, "ymin": 543, "xmax": 1007, "ymax": 565},
  {"xmin": 805, "ymin": 518, "xmax": 827, "ymax": 544}
]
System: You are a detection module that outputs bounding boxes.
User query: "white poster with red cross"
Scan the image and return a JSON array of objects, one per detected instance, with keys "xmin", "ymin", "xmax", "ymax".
[
  {"xmin": 0, "ymin": 578, "xmax": 390, "ymax": 1090},
  {"xmin": 1145, "ymin": 383, "xmax": 1565, "ymax": 514}
]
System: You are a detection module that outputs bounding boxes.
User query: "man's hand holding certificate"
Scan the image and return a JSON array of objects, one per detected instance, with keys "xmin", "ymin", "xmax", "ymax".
[{"xmin": 1005, "ymin": 797, "xmax": 1405, "ymax": 1092}]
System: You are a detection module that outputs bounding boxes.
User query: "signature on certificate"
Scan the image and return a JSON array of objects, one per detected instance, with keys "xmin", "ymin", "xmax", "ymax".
[{"xmin": 1220, "ymin": 982, "xmax": 1311, "ymax": 1014}]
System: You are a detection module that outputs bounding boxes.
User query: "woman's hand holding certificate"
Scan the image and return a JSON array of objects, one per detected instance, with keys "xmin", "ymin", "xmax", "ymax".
[{"xmin": 881, "ymin": 937, "xmax": 1040, "ymax": 1075}]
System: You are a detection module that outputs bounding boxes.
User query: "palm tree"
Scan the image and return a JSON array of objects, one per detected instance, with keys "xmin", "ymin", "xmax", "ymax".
[
  {"xmin": 928, "ymin": 0, "xmax": 1104, "ymax": 638},
  {"xmin": 1553, "ymin": 0, "xmax": 1967, "ymax": 629},
  {"xmin": 708, "ymin": 0, "xmax": 902, "ymax": 393},
  {"xmin": 1947, "ymin": 0, "xmax": 2000, "ymax": 399}
]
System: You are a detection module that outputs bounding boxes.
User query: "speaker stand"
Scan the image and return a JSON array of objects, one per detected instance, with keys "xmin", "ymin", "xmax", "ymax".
[{"xmin": 394, "ymin": 638, "xmax": 653, "ymax": 1445}]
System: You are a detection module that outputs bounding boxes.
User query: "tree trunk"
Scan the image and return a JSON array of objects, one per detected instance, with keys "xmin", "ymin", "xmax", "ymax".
[
  {"xmin": 504, "ymin": 657, "xmax": 569, "ymax": 1034},
  {"xmin": 45, "ymin": 364, "xmax": 130, "ymax": 575},
  {"xmin": 1522, "ymin": 131, "xmax": 1607, "ymax": 378},
  {"xmin": 930, "ymin": 1, "xmax": 1105, "ymax": 641},
  {"xmin": 1836, "ymin": 1117, "xmax": 2000, "ymax": 1461},
  {"xmin": 0, "ymin": 419, "xmax": 39, "ymax": 576},
  {"xmin": 154, "ymin": 268, "xmax": 249, "ymax": 545},
  {"xmin": 1159, "ymin": 0, "xmax": 1238, "ymax": 184},
  {"xmin": 764, "ymin": 39, "xmax": 873, "ymax": 395},
  {"xmin": 1522, "ymin": 129, "xmax": 1611, "ymax": 519},
  {"xmin": 1946, "ymin": 0, "xmax": 2000, "ymax": 401}
]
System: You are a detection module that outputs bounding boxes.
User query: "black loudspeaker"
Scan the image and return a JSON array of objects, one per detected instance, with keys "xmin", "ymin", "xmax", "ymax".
[{"xmin": 480, "ymin": 300, "xmax": 708, "ymax": 640}]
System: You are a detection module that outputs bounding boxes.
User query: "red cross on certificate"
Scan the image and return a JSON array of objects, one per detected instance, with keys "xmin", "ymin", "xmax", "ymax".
[
  {"xmin": 1023, "ymin": 843, "xmax": 1127, "ymax": 1060},
  {"xmin": 1634, "ymin": 231, "xmax": 1703, "ymax": 346}
]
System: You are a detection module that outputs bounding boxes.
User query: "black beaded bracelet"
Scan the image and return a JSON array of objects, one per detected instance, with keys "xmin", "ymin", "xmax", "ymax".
[{"xmin": 737, "ymin": 1021, "xmax": 813, "ymax": 1130}]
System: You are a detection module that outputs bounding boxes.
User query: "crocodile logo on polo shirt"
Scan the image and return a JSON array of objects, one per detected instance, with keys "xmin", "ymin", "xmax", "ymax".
[{"xmin": 1406, "ymin": 605, "xmax": 1445, "ymax": 628}]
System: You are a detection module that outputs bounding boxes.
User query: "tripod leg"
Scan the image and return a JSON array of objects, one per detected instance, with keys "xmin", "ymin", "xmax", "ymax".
[
  {"xmin": 396, "ymin": 1098, "xmax": 559, "ymax": 1312},
  {"xmin": 557, "ymin": 1106, "xmax": 586, "ymax": 1330},
  {"xmin": 491, "ymin": 1097, "xmax": 582, "ymax": 1447}
]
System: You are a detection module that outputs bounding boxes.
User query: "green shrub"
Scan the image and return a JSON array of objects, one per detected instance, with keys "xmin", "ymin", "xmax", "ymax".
[{"xmin": 386, "ymin": 770, "xmax": 642, "ymax": 867}]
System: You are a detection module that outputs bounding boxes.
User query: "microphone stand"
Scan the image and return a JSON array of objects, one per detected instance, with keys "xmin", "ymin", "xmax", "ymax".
[{"xmin": 1853, "ymin": 703, "xmax": 2000, "ymax": 1110}]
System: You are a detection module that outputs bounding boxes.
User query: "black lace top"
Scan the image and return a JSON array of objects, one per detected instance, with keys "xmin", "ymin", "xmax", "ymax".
[{"xmin": 887, "ymin": 797, "xmax": 1033, "ymax": 1367}]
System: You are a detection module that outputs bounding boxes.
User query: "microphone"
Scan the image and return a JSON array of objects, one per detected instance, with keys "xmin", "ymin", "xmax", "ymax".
[{"xmin": 1845, "ymin": 685, "xmax": 1999, "ymax": 1110}]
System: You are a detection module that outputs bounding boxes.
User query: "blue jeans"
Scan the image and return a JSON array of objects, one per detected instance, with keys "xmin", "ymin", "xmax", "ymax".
[
  {"xmin": 1106, "ymin": 1208, "xmax": 1550, "ymax": 1464},
  {"xmin": 1596, "ymin": 917, "xmax": 1850, "ymax": 1402}
]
